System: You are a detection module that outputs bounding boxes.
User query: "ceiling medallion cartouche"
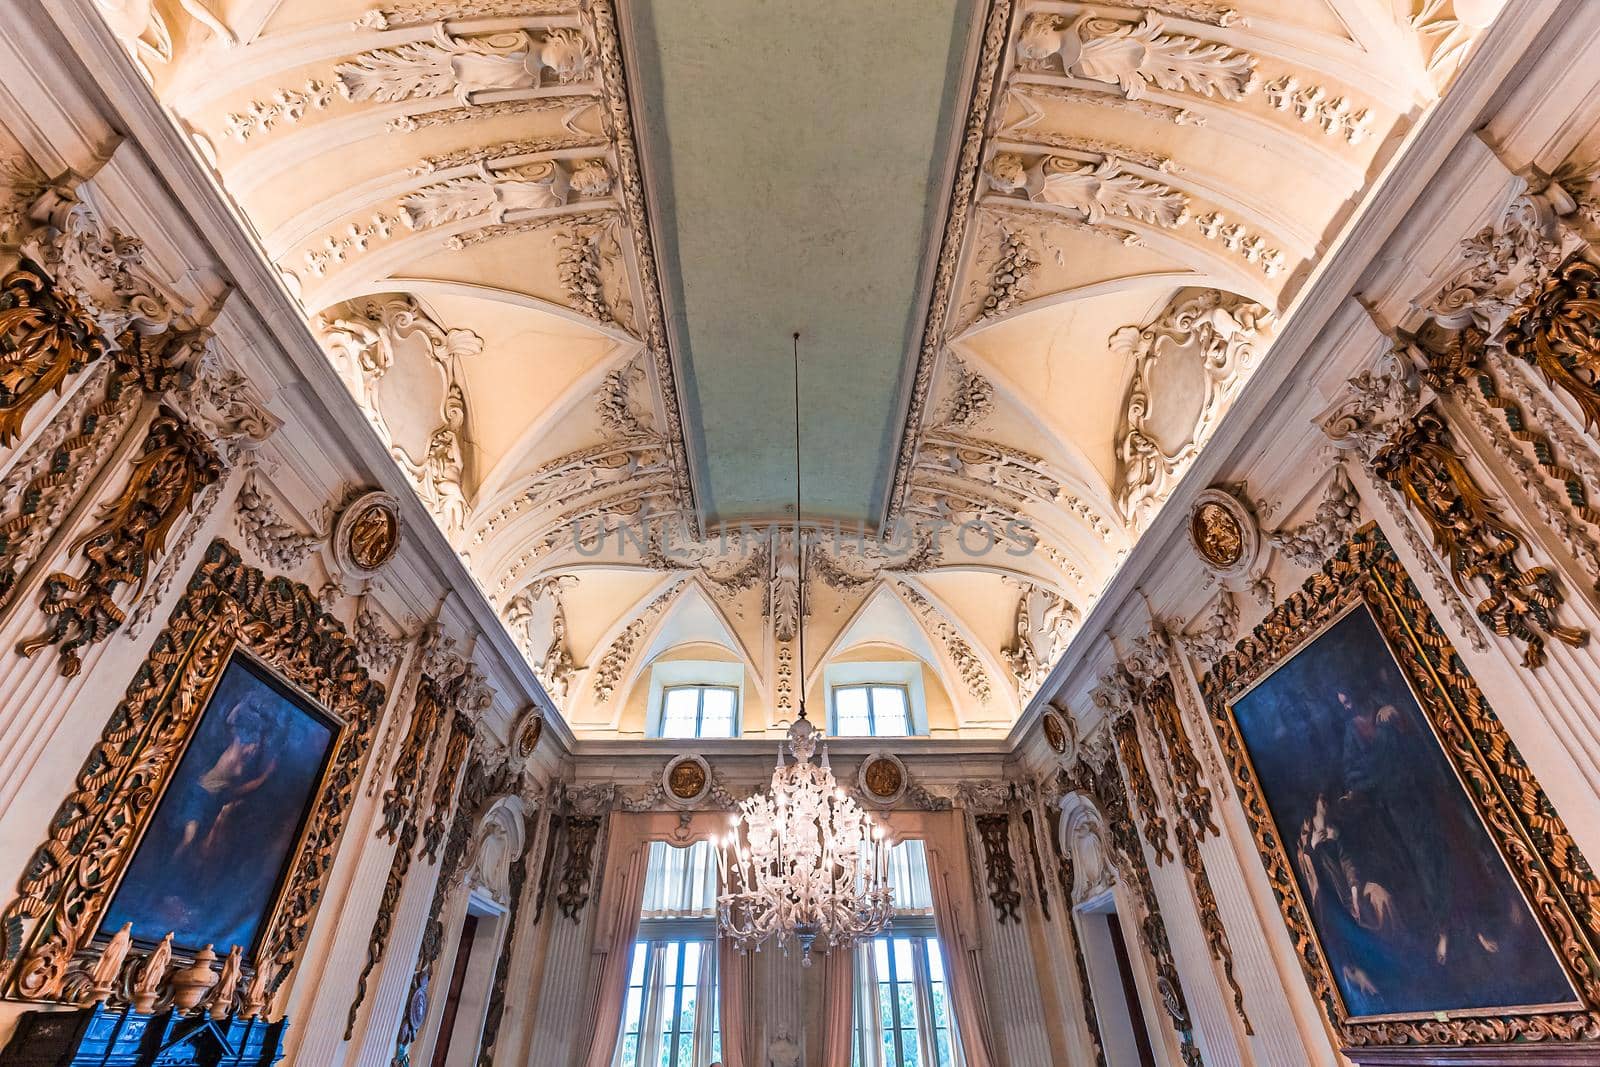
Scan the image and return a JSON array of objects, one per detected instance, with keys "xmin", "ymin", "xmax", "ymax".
[
  {"xmin": 335, "ymin": 490, "xmax": 403, "ymax": 576},
  {"xmin": 1187, "ymin": 488, "xmax": 1260, "ymax": 580}
]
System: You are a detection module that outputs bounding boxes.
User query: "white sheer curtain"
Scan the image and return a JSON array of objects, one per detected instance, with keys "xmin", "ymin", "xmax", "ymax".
[
  {"xmin": 640, "ymin": 840, "xmax": 718, "ymax": 917},
  {"xmin": 848, "ymin": 841, "xmax": 966, "ymax": 1067},
  {"xmin": 851, "ymin": 936, "xmax": 965, "ymax": 1067}
]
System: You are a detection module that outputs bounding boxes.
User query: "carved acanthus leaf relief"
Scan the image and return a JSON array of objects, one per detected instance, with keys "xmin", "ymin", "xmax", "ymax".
[
  {"xmin": 1114, "ymin": 290, "xmax": 1273, "ymax": 525},
  {"xmin": 988, "ymin": 151, "xmax": 1188, "ymax": 229},
  {"xmin": 335, "ymin": 25, "xmax": 593, "ymax": 108},
  {"xmin": 1405, "ymin": 0, "xmax": 1501, "ymax": 88},
  {"xmin": 1016, "ymin": 13, "xmax": 1256, "ymax": 100},
  {"xmin": 1371, "ymin": 406, "xmax": 1587, "ymax": 668}
]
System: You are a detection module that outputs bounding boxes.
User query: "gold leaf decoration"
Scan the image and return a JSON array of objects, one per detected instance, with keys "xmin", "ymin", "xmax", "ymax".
[
  {"xmin": 17, "ymin": 410, "xmax": 223, "ymax": 677},
  {"xmin": 1370, "ymin": 405, "xmax": 1586, "ymax": 668}
]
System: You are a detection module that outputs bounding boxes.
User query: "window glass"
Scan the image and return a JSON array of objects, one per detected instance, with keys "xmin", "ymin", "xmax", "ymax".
[
  {"xmin": 834, "ymin": 685, "xmax": 873, "ymax": 736},
  {"xmin": 831, "ymin": 684, "xmax": 918, "ymax": 737},
  {"xmin": 655, "ymin": 685, "xmax": 739, "ymax": 739},
  {"xmin": 852, "ymin": 841, "xmax": 963, "ymax": 1067},
  {"xmin": 612, "ymin": 844, "xmax": 722, "ymax": 1067}
]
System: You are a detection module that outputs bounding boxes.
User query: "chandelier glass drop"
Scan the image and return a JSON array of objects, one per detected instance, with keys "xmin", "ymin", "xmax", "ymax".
[
  {"xmin": 715, "ymin": 713, "xmax": 893, "ymax": 965},
  {"xmin": 714, "ymin": 331, "xmax": 893, "ymax": 965}
]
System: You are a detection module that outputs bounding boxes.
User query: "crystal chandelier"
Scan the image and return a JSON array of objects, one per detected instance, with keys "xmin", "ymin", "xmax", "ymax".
[
  {"xmin": 714, "ymin": 332, "xmax": 894, "ymax": 964},
  {"xmin": 715, "ymin": 713, "xmax": 893, "ymax": 964}
]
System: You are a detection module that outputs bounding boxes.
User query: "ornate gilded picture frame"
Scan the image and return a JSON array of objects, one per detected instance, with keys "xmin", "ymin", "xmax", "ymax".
[
  {"xmin": 0, "ymin": 539, "xmax": 388, "ymax": 1005},
  {"xmin": 1201, "ymin": 523, "xmax": 1600, "ymax": 1049}
]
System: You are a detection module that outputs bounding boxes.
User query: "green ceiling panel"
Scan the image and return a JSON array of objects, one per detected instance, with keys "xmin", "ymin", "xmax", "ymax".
[{"xmin": 623, "ymin": 0, "xmax": 978, "ymax": 525}]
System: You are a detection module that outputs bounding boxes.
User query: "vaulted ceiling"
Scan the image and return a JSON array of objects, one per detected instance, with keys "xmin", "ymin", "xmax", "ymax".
[{"xmin": 99, "ymin": 0, "xmax": 1504, "ymax": 738}]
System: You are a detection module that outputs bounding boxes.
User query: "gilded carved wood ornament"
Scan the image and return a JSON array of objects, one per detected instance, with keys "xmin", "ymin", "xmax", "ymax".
[
  {"xmin": 17, "ymin": 409, "xmax": 222, "ymax": 677},
  {"xmin": 1370, "ymin": 405, "xmax": 1586, "ymax": 668},
  {"xmin": 0, "ymin": 260, "xmax": 109, "ymax": 446},
  {"xmin": 1503, "ymin": 258, "xmax": 1600, "ymax": 433},
  {"xmin": 1201, "ymin": 523, "xmax": 1600, "ymax": 1048},
  {"xmin": 0, "ymin": 539, "xmax": 387, "ymax": 1005}
]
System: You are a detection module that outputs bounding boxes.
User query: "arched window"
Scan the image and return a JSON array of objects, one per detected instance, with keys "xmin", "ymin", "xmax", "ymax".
[
  {"xmin": 852, "ymin": 840, "xmax": 963, "ymax": 1067},
  {"xmin": 613, "ymin": 841, "xmax": 722, "ymax": 1067}
]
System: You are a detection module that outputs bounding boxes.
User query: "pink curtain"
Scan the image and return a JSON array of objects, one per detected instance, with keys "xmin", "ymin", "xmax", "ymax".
[
  {"xmin": 717, "ymin": 936, "xmax": 757, "ymax": 1067},
  {"xmin": 579, "ymin": 825, "xmax": 650, "ymax": 1067},
  {"xmin": 818, "ymin": 945, "xmax": 855, "ymax": 1064},
  {"xmin": 889, "ymin": 813, "xmax": 997, "ymax": 1067}
]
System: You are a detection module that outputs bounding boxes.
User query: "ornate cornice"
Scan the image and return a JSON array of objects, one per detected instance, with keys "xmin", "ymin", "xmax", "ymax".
[
  {"xmin": 588, "ymin": 0, "xmax": 699, "ymax": 534},
  {"xmin": 884, "ymin": 0, "xmax": 1015, "ymax": 527}
]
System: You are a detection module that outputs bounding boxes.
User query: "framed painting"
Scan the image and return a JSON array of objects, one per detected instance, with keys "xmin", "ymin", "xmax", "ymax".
[
  {"xmin": 0, "ymin": 539, "xmax": 388, "ymax": 1004},
  {"xmin": 98, "ymin": 652, "xmax": 339, "ymax": 957},
  {"xmin": 1201, "ymin": 523, "xmax": 1600, "ymax": 1049}
]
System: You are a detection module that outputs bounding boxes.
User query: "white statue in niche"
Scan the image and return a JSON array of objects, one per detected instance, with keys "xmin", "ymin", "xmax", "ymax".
[
  {"xmin": 462, "ymin": 800, "xmax": 525, "ymax": 904},
  {"xmin": 1060, "ymin": 792, "xmax": 1116, "ymax": 904}
]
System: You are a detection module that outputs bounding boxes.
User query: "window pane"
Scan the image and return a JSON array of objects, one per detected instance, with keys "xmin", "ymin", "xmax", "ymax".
[
  {"xmin": 834, "ymin": 686, "xmax": 871, "ymax": 736},
  {"xmin": 680, "ymin": 941, "xmax": 701, "ymax": 986},
  {"xmin": 900, "ymin": 1028, "xmax": 921, "ymax": 1066},
  {"xmin": 660, "ymin": 689, "xmax": 700, "ymax": 738},
  {"xmin": 628, "ymin": 942, "xmax": 649, "ymax": 985},
  {"xmin": 622, "ymin": 986, "xmax": 643, "ymax": 1034},
  {"xmin": 872, "ymin": 686, "xmax": 911, "ymax": 735},
  {"xmin": 926, "ymin": 936, "xmax": 946, "ymax": 982},
  {"xmin": 699, "ymin": 688, "xmax": 736, "ymax": 737},
  {"xmin": 892, "ymin": 937, "xmax": 915, "ymax": 976},
  {"xmin": 873, "ymin": 936, "xmax": 891, "ymax": 973}
]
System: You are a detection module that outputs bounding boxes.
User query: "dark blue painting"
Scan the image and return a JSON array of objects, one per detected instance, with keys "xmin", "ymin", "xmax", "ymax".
[
  {"xmin": 100, "ymin": 654, "xmax": 337, "ymax": 956},
  {"xmin": 1231, "ymin": 605, "xmax": 1574, "ymax": 1018}
]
